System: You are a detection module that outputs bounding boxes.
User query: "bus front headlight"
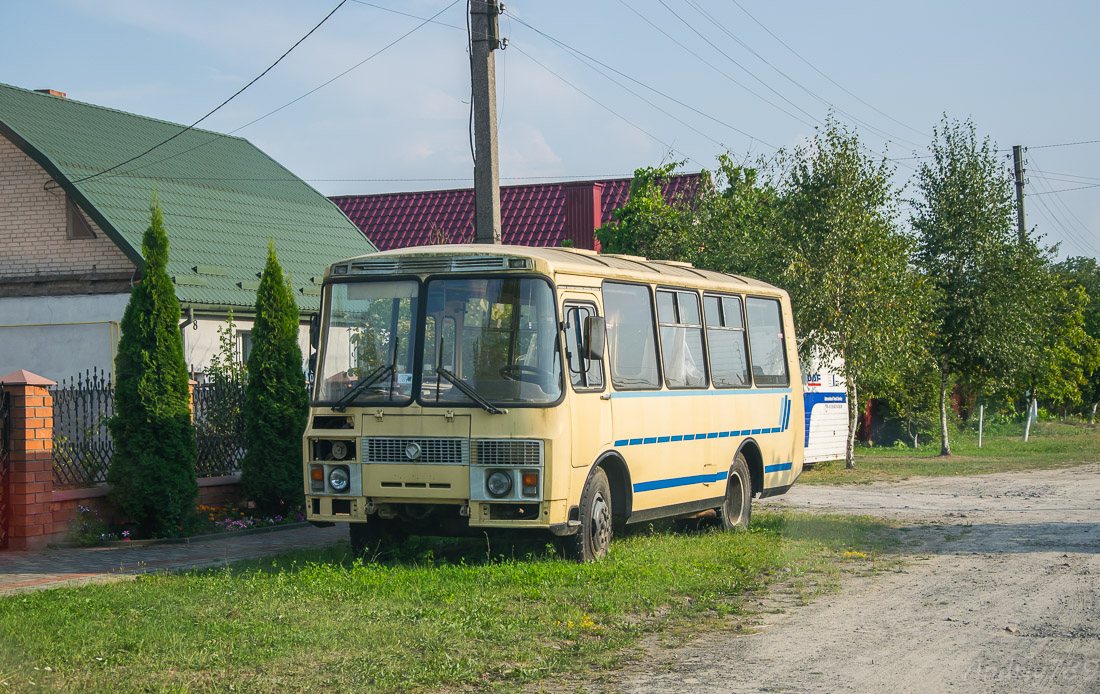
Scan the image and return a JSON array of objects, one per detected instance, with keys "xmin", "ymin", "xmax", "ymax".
[
  {"xmin": 328, "ymin": 466, "xmax": 350, "ymax": 493},
  {"xmin": 486, "ymin": 470, "xmax": 513, "ymax": 498}
]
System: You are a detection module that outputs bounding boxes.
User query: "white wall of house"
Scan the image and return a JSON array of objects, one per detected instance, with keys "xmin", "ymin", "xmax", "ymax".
[
  {"xmin": 184, "ymin": 315, "xmax": 311, "ymax": 378},
  {"xmin": 0, "ymin": 293, "xmax": 129, "ymax": 381}
]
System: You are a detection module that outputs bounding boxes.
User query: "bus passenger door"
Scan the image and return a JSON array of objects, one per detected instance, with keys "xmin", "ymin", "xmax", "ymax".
[{"xmin": 562, "ymin": 299, "xmax": 611, "ymax": 470}]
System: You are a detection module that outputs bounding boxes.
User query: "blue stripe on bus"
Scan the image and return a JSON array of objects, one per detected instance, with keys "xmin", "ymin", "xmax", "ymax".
[
  {"xmin": 634, "ymin": 470, "xmax": 729, "ymax": 493},
  {"xmin": 765, "ymin": 462, "xmax": 793, "ymax": 473},
  {"xmin": 609, "ymin": 388, "xmax": 792, "ymax": 399}
]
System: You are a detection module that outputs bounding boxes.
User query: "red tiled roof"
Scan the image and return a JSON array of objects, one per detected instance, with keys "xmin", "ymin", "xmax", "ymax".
[{"xmin": 331, "ymin": 175, "xmax": 701, "ymax": 251}]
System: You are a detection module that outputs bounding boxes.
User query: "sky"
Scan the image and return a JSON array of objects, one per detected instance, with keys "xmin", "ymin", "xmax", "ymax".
[{"xmin": 3, "ymin": 0, "xmax": 1098, "ymax": 258}]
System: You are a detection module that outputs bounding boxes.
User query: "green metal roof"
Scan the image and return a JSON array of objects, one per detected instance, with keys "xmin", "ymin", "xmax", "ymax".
[{"xmin": 0, "ymin": 82, "xmax": 375, "ymax": 312}]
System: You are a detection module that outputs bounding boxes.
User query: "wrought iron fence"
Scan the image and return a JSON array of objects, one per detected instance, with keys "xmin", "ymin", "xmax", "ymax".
[
  {"xmin": 50, "ymin": 370, "xmax": 249, "ymax": 487},
  {"xmin": 51, "ymin": 369, "xmax": 115, "ymax": 488},
  {"xmin": 193, "ymin": 374, "xmax": 247, "ymax": 477}
]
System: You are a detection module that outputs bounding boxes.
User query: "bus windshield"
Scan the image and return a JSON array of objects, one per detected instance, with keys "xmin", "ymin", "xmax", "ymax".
[
  {"xmin": 420, "ymin": 277, "xmax": 562, "ymax": 406},
  {"xmin": 314, "ymin": 279, "xmax": 418, "ymax": 405}
]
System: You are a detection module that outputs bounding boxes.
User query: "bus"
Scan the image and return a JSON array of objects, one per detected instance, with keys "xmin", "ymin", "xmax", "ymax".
[{"xmin": 304, "ymin": 245, "xmax": 804, "ymax": 561}]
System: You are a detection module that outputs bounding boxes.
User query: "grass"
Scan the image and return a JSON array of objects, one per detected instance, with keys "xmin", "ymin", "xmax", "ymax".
[
  {"xmin": 802, "ymin": 419, "xmax": 1100, "ymax": 485},
  {"xmin": 0, "ymin": 512, "xmax": 895, "ymax": 693}
]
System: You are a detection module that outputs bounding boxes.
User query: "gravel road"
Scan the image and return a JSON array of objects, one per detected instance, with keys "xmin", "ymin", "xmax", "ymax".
[{"xmin": 604, "ymin": 463, "xmax": 1100, "ymax": 693}]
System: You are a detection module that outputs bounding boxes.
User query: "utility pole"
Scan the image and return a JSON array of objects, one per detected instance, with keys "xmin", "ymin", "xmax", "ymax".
[
  {"xmin": 1012, "ymin": 145, "xmax": 1027, "ymax": 243},
  {"xmin": 470, "ymin": 0, "xmax": 503, "ymax": 244}
]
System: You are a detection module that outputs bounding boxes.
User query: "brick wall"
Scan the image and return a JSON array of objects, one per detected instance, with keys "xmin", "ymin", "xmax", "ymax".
[{"xmin": 0, "ymin": 134, "xmax": 134, "ymax": 278}]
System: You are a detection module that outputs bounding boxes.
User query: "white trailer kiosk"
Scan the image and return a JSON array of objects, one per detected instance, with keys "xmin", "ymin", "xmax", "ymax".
[{"xmin": 801, "ymin": 356, "xmax": 848, "ymax": 466}]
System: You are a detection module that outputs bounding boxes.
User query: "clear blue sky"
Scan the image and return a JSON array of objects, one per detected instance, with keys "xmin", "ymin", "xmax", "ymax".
[{"xmin": 4, "ymin": 0, "xmax": 1097, "ymax": 258}]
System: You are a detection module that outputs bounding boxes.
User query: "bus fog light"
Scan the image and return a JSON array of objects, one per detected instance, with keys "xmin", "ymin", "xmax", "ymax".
[
  {"xmin": 486, "ymin": 470, "xmax": 513, "ymax": 497},
  {"xmin": 328, "ymin": 466, "xmax": 350, "ymax": 493},
  {"xmin": 521, "ymin": 471, "xmax": 539, "ymax": 496}
]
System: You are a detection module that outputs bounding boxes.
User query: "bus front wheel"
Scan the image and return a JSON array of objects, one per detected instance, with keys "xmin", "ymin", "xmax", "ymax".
[
  {"xmin": 720, "ymin": 453, "xmax": 752, "ymax": 532},
  {"xmin": 571, "ymin": 467, "xmax": 613, "ymax": 562}
]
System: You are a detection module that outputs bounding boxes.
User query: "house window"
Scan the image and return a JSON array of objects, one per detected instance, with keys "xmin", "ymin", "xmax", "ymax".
[
  {"xmin": 238, "ymin": 330, "xmax": 253, "ymax": 364},
  {"xmin": 66, "ymin": 195, "xmax": 95, "ymax": 239}
]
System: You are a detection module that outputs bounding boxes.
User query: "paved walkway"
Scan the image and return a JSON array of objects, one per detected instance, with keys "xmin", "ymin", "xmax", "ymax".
[{"xmin": 0, "ymin": 524, "xmax": 347, "ymax": 595}]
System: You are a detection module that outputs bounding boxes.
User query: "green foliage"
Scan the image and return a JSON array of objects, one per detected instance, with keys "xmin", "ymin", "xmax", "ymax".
[
  {"xmin": 107, "ymin": 195, "xmax": 198, "ymax": 538},
  {"xmin": 201, "ymin": 311, "xmax": 247, "ymax": 443},
  {"xmin": 776, "ymin": 118, "xmax": 930, "ymax": 468},
  {"xmin": 1053, "ymin": 257, "xmax": 1100, "ymax": 418},
  {"xmin": 241, "ymin": 242, "xmax": 309, "ymax": 516},
  {"xmin": 595, "ymin": 161, "xmax": 703, "ymax": 260}
]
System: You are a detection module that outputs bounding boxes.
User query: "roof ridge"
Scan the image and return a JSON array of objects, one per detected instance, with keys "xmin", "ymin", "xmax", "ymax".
[{"xmin": 0, "ymin": 82, "xmax": 249, "ymax": 145}]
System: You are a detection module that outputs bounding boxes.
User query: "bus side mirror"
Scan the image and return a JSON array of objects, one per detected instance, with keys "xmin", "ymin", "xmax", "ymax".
[
  {"xmin": 309, "ymin": 313, "xmax": 320, "ymax": 350},
  {"xmin": 583, "ymin": 315, "xmax": 605, "ymax": 362}
]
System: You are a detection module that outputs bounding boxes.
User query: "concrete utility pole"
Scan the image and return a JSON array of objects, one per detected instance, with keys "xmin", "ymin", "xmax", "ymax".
[
  {"xmin": 470, "ymin": 0, "xmax": 503, "ymax": 244},
  {"xmin": 1012, "ymin": 145, "xmax": 1027, "ymax": 243}
]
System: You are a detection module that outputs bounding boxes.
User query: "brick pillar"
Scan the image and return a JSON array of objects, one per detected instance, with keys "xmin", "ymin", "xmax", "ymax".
[{"xmin": 2, "ymin": 369, "xmax": 58, "ymax": 551}]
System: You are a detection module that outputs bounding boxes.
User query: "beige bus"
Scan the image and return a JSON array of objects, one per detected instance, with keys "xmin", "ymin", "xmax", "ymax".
[{"xmin": 304, "ymin": 245, "xmax": 803, "ymax": 561}]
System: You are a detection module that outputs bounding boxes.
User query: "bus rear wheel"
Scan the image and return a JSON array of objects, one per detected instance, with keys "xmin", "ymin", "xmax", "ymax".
[
  {"xmin": 571, "ymin": 467, "xmax": 613, "ymax": 562},
  {"xmin": 720, "ymin": 453, "xmax": 752, "ymax": 532}
]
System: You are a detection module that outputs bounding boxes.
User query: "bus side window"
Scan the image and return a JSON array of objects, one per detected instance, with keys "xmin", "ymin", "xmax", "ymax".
[
  {"xmin": 563, "ymin": 303, "xmax": 604, "ymax": 390},
  {"xmin": 657, "ymin": 289, "xmax": 707, "ymax": 389},
  {"xmin": 602, "ymin": 282, "xmax": 660, "ymax": 390},
  {"xmin": 704, "ymin": 294, "xmax": 750, "ymax": 387},
  {"xmin": 745, "ymin": 297, "xmax": 790, "ymax": 387}
]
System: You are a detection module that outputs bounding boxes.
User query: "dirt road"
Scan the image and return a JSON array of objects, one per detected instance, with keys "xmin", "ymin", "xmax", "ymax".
[{"xmin": 612, "ymin": 463, "xmax": 1100, "ymax": 693}]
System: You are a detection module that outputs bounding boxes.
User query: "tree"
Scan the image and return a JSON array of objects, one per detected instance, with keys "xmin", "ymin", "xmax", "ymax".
[
  {"xmin": 1055, "ymin": 257, "xmax": 1100, "ymax": 421},
  {"xmin": 912, "ymin": 117, "xmax": 1045, "ymax": 454},
  {"xmin": 596, "ymin": 162, "xmax": 703, "ymax": 260},
  {"xmin": 108, "ymin": 195, "xmax": 197, "ymax": 537},
  {"xmin": 241, "ymin": 242, "xmax": 309, "ymax": 516},
  {"xmin": 776, "ymin": 119, "xmax": 929, "ymax": 468}
]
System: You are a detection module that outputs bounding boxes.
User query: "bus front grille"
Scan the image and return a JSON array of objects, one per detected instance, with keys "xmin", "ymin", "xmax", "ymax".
[
  {"xmin": 473, "ymin": 440, "xmax": 543, "ymax": 466},
  {"xmin": 363, "ymin": 437, "xmax": 470, "ymax": 465}
]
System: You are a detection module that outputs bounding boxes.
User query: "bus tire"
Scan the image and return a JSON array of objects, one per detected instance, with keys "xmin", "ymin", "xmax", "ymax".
[
  {"xmin": 571, "ymin": 467, "xmax": 613, "ymax": 562},
  {"xmin": 349, "ymin": 519, "xmax": 402, "ymax": 560},
  {"xmin": 720, "ymin": 453, "xmax": 752, "ymax": 532}
]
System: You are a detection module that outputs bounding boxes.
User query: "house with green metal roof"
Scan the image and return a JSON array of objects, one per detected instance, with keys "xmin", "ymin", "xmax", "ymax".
[{"xmin": 0, "ymin": 82, "xmax": 375, "ymax": 382}]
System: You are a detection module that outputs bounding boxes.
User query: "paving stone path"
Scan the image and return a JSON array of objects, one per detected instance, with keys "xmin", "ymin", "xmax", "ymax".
[{"xmin": 0, "ymin": 524, "xmax": 347, "ymax": 594}]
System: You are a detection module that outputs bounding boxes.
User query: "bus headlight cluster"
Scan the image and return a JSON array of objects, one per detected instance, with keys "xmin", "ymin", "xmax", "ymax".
[
  {"xmin": 486, "ymin": 470, "xmax": 513, "ymax": 497},
  {"xmin": 328, "ymin": 466, "xmax": 350, "ymax": 492}
]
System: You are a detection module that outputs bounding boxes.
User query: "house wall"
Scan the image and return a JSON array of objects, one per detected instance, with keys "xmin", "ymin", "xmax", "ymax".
[
  {"xmin": 0, "ymin": 134, "xmax": 134, "ymax": 282},
  {"xmin": 0, "ymin": 293, "xmax": 129, "ymax": 382},
  {"xmin": 184, "ymin": 316, "xmax": 312, "ymax": 377}
]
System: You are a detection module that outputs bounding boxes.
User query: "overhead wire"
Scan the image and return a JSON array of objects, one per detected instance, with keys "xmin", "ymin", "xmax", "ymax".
[
  {"xmin": 72, "ymin": 1, "xmax": 348, "ymax": 185},
  {"xmin": 89, "ymin": 0, "xmax": 461, "ymax": 185},
  {"xmin": 682, "ymin": 0, "xmax": 922, "ymax": 149},
  {"xmin": 727, "ymin": 0, "xmax": 929, "ymax": 140},
  {"xmin": 508, "ymin": 15, "xmax": 775, "ymax": 150},
  {"xmin": 1026, "ymin": 152, "xmax": 1099, "ymax": 255},
  {"xmin": 507, "ymin": 43, "xmax": 706, "ymax": 169}
]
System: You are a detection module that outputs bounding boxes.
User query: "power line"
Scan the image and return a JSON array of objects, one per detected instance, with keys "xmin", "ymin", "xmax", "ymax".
[
  {"xmin": 347, "ymin": 0, "xmax": 464, "ymax": 30},
  {"xmin": 682, "ymin": 0, "xmax": 922, "ymax": 149},
  {"xmin": 508, "ymin": 44, "xmax": 706, "ymax": 169},
  {"xmin": 1028, "ymin": 139, "xmax": 1100, "ymax": 150},
  {"xmin": 727, "ymin": 0, "xmax": 929, "ymax": 141},
  {"xmin": 86, "ymin": 0, "xmax": 461, "ymax": 185},
  {"xmin": 614, "ymin": 0, "xmax": 815, "ymax": 130},
  {"xmin": 72, "ymin": 1, "xmax": 347, "ymax": 185},
  {"xmin": 1026, "ymin": 153, "xmax": 1099, "ymax": 255},
  {"xmin": 509, "ymin": 16, "xmax": 774, "ymax": 150}
]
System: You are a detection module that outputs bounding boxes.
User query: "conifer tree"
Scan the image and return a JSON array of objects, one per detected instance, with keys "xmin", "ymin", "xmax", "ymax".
[
  {"xmin": 108, "ymin": 195, "xmax": 197, "ymax": 537},
  {"xmin": 241, "ymin": 242, "xmax": 308, "ymax": 515}
]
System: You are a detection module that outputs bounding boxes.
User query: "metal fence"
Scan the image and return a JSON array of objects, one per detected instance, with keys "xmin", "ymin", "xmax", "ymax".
[
  {"xmin": 193, "ymin": 375, "xmax": 246, "ymax": 477},
  {"xmin": 51, "ymin": 370, "xmax": 115, "ymax": 488},
  {"xmin": 50, "ymin": 371, "xmax": 247, "ymax": 488}
]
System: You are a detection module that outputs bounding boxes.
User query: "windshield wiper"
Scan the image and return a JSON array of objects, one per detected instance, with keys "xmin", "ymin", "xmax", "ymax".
[
  {"xmin": 331, "ymin": 364, "xmax": 394, "ymax": 412},
  {"xmin": 435, "ymin": 367, "xmax": 507, "ymax": 415}
]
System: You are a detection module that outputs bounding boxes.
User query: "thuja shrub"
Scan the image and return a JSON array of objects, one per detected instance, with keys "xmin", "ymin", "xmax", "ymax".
[
  {"xmin": 241, "ymin": 242, "xmax": 308, "ymax": 516},
  {"xmin": 107, "ymin": 195, "xmax": 198, "ymax": 537}
]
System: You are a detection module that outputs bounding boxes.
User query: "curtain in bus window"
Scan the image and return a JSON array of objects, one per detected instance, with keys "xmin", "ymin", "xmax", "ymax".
[
  {"xmin": 658, "ymin": 290, "xmax": 706, "ymax": 388},
  {"xmin": 745, "ymin": 297, "xmax": 789, "ymax": 387},
  {"xmin": 602, "ymin": 283, "xmax": 659, "ymax": 389},
  {"xmin": 704, "ymin": 295, "xmax": 750, "ymax": 387}
]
